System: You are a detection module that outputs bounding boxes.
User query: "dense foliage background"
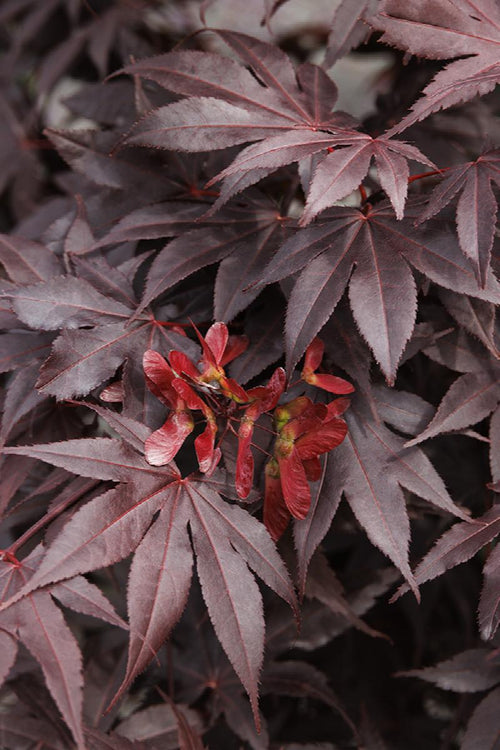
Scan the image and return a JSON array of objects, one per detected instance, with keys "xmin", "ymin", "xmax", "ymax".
[{"xmin": 0, "ymin": 1, "xmax": 499, "ymax": 748}]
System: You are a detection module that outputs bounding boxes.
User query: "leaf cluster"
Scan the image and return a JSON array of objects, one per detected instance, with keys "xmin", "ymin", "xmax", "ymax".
[{"xmin": 0, "ymin": 1, "xmax": 499, "ymax": 748}]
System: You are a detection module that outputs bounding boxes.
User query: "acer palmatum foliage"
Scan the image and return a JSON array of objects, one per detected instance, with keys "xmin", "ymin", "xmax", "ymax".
[{"xmin": 0, "ymin": 1, "xmax": 499, "ymax": 747}]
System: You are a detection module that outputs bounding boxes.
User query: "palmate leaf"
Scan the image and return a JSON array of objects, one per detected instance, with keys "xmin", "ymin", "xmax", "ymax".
[
  {"xmin": 300, "ymin": 135, "xmax": 434, "ymax": 223},
  {"xmin": 0, "ymin": 543, "xmax": 125, "ymax": 749},
  {"xmin": 417, "ymin": 151, "xmax": 500, "ymax": 286},
  {"xmin": 0, "ymin": 233, "xmax": 62, "ymax": 284},
  {"xmin": 136, "ymin": 193, "xmax": 293, "ymax": 321},
  {"xmin": 408, "ymin": 330, "xmax": 500, "ymax": 446},
  {"xmin": 372, "ymin": 0, "xmax": 500, "ymax": 134},
  {"xmin": 124, "ymin": 30, "xmax": 432, "ymax": 220},
  {"xmin": 5, "ymin": 251, "xmax": 199, "ymax": 399},
  {"xmin": 260, "ymin": 201, "xmax": 500, "ymax": 380},
  {"xmin": 400, "ymin": 648, "xmax": 500, "ymax": 692},
  {"xmin": 1, "ymin": 434, "xmax": 297, "ymax": 727},
  {"xmin": 394, "ymin": 505, "xmax": 500, "ymax": 600},
  {"xmin": 294, "ymin": 388, "xmax": 468, "ymax": 596}
]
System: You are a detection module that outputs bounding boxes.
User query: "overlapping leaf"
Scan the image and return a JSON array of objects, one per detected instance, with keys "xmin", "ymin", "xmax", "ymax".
[
  {"xmin": 293, "ymin": 388, "xmax": 469, "ymax": 596},
  {"xmin": 417, "ymin": 150, "xmax": 500, "ymax": 286},
  {"xmin": 409, "ymin": 329, "xmax": 500, "ymax": 446},
  {"xmin": 258, "ymin": 201, "xmax": 500, "ymax": 379},
  {"xmin": 3, "ymin": 242, "xmax": 199, "ymax": 399},
  {"xmin": 0, "ymin": 545, "xmax": 125, "ymax": 749},
  {"xmin": 394, "ymin": 505, "xmax": 500, "ymax": 599},
  {"xmin": 2, "ymin": 425, "xmax": 297, "ymax": 726},
  {"xmin": 372, "ymin": 0, "xmax": 500, "ymax": 133},
  {"xmin": 124, "ymin": 30, "xmax": 431, "ymax": 220}
]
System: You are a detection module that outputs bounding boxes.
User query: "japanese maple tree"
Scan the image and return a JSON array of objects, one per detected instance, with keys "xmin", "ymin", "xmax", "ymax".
[{"xmin": 0, "ymin": 1, "xmax": 498, "ymax": 748}]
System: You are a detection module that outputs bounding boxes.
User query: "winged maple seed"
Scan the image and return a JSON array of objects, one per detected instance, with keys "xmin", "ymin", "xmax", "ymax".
[{"xmin": 144, "ymin": 326, "xmax": 353, "ymax": 538}]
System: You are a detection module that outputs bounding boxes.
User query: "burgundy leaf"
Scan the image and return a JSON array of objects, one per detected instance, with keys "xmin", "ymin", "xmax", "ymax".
[
  {"xmin": 324, "ymin": 391, "xmax": 468, "ymax": 595},
  {"xmin": 117, "ymin": 493, "xmax": 193, "ymax": 699},
  {"xmin": 214, "ymin": 30, "xmax": 312, "ymax": 120},
  {"xmin": 302, "ymin": 136, "xmax": 433, "ymax": 223},
  {"xmin": 11, "ymin": 276, "xmax": 131, "ymax": 330},
  {"xmin": 0, "ymin": 711, "xmax": 65, "ymax": 750},
  {"xmin": 491, "ymin": 405, "xmax": 500, "ymax": 482},
  {"xmin": 214, "ymin": 212, "xmax": 291, "ymax": 322},
  {"xmin": 76, "ymin": 402, "xmax": 152, "ymax": 453},
  {"xmin": 0, "ymin": 362, "xmax": 45, "ymax": 442},
  {"xmin": 13, "ymin": 591, "xmax": 85, "ymax": 748},
  {"xmin": 128, "ymin": 97, "xmax": 292, "ymax": 153},
  {"xmin": 4, "ymin": 438, "xmax": 161, "ymax": 483},
  {"xmin": 51, "ymin": 575, "xmax": 128, "ymax": 630},
  {"xmin": 36, "ymin": 323, "xmax": 143, "ymax": 399},
  {"xmin": 0, "ymin": 330, "xmax": 53, "ymax": 374},
  {"xmin": 293, "ymin": 454, "xmax": 342, "ymax": 597},
  {"xmin": 211, "ymin": 131, "xmax": 350, "ymax": 183},
  {"xmin": 0, "ymin": 233, "xmax": 62, "ymax": 284},
  {"xmin": 304, "ymin": 551, "xmax": 386, "ymax": 640},
  {"xmin": 120, "ymin": 47, "xmax": 299, "ymax": 116},
  {"xmin": 407, "ymin": 369, "xmax": 500, "ymax": 446},
  {"xmin": 85, "ymin": 726, "xmax": 145, "ymax": 750},
  {"xmin": 116, "ymin": 703, "xmax": 201, "ymax": 747},
  {"xmin": 372, "ymin": 386, "xmax": 435, "ymax": 437},
  {"xmin": 439, "ymin": 288, "xmax": 498, "ymax": 357},
  {"xmin": 0, "ymin": 485, "xmax": 165, "ymax": 610},
  {"xmin": 394, "ymin": 505, "xmax": 500, "ymax": 599},
  {"xmin": 259, "ymin": 202, "xmax": 500, "ymax": 377},
  {"xmin": 400, "ymin": 648, "xmax": 500, "ymax": 692},
  {"xmin": 219, "ymin": 689, "xmax": 268, "ymax": 750},
  {"xmin": 418, "ymin": 151, "xmax": 500, "ymax": 286},
  {"xmin": 46, "ymin": 128, "xmax": 170, "ymax": 196},
  {"xmin": 373, "ymin": 0, "xmax": 500, "ymax": 133},
  {"xmin": 138, "ymin": 225, "xmax": 261, "ymax": 316},
  {"xmin": 64, "ymin": 196, "xmax": 94, "ymax": 256},
  {"xmin": 185, "ymin": 479, "xmax": 296, "ymax": 726},
  {"xmin": 94, "ymin": 202, "xmax": 208, "ymax": 247}
]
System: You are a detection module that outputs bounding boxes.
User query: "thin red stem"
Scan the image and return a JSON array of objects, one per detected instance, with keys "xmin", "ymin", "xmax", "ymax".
[
  {"xmin": 7, "ymin": 480, "xmax": 99, "ymax": 555},
  {"xmin": 408, "ymin": 168, "xmax": 448, "ymax": 184}
]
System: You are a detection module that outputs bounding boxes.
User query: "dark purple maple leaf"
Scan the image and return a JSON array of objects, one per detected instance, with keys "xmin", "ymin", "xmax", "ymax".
[
  {"xmin": 123, "ymin": 32, "xmax": 433, "ymax": 221},
  {"xmin": 408, "ymin": 329, "xmax": 500, "ymax": 447},
  {"xmin": 417, "ymin": 150, "xmax": 500, "ymax": 286},
  {"xmin": 372, "ymin": 0, "xmax": 500, "ymax": 134},
  {"xmin": 1, "ymin": 422, "xmax": 297, "ymax": 727},
  {"xmin": 372, "ymin": 0, "xmax": 500, "ymax": 136},
  {"xmin": 4, "ymin": 243, "xmax": 200, "ymax": 400},
  {"xmin": 0, "ymin": 543, "xmax": 125, "ymax": 749},
  {"xmin": 393, "ymin": 504, "xmax": 500, "ymax": 600},
  {"xmin": 257, "ymin": 200, "xmax": 500, "ymax": 380},
  {"xmin": 399, "ymin": 647, "xmax": 500, "ymax": 692},
  {"xmin": 479, "ymin": 542, "xmax": 500, "ymax": 639},
  {"xmin": 293, "ymin": 387, "xmax": 469, "ymax": 598},
  {"xmin": 400, "ymin": 645, "xmax": 500, "ymax": 750}
]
